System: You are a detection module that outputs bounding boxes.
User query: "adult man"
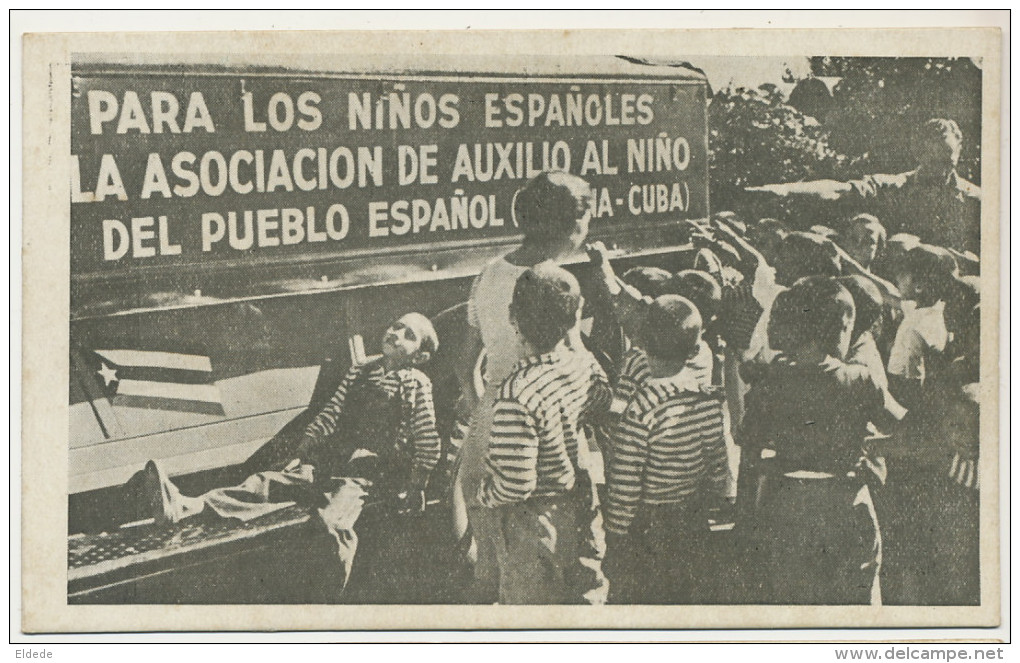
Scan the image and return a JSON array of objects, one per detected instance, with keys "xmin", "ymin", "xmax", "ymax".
[{"xmin": 748, "ymin": 119, "xmax": 981, "ymax": 254}]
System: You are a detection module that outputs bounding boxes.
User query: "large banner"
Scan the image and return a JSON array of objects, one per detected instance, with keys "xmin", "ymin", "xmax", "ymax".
[{"xmin": 70, "ymin": 69, "xmax": 708, "ymax": 278}]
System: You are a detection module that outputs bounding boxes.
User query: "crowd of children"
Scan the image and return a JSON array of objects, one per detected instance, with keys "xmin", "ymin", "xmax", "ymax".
[{"xmin": 127, "ymin": 169, "xmax": 981, "ymax": 607}]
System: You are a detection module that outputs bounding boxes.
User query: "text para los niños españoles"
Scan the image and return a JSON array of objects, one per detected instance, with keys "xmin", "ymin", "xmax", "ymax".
[{"xmin": 71, "ymin": 81, "xmax": 704, "ymax": 264}]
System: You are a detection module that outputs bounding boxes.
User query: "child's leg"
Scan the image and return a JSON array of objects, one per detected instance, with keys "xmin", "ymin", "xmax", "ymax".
[
  {"xmin": 622, "ymin": 503, "xmax": 703, "ymax": 604},
  {"xmin": 317, "ymin": 478, "xmax": 372, "ymax": 590},
  {"xmin": 603, "ymin": 532, "xmax": 649, "ymax": 605},
  {"xmin": 453, "ymin": 385, "xmax": 502, "ymax": 603},
  {"xmin": 496, "ymin": 496, "xmax": 582, "ymax": 605},
  {"xmin": 199, "ymin": 463, "xmax": 316, "ymax": 522}
]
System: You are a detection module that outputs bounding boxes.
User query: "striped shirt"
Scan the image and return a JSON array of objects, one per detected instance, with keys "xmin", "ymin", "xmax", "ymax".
[
  {"xmin": 614, "ymin": 341, "xmax": 714, "ymax": 412},
  {"xmin": 605, "ymin": 374, "xmax": 729, "ymax": 535},
  {"xmin": 304, "ymin": 362, "xmax": 441, "ymax": 477},
  {"xmin": 478, "ymin": 348, "xmax": 612, "ymax": 508}
]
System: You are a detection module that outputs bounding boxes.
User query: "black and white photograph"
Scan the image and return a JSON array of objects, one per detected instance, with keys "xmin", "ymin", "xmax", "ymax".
[{"xmin": 18, "ymin": 20, "xmax": 1003, "ymax": 636}]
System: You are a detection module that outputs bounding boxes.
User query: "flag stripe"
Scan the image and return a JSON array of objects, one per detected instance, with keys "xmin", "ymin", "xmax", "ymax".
[
  {"xmin": 94, "ymin": 349, "xmax": 212, "ymax": 372},
  {"xmin": 116, "ymin": 365, "xmax": 212, "ymax": 385},
  {"xmin": 116, "ymin": 379, "xmax": 221, "ymax": 403},
  {"xmin": 112, "ymin": 394, "xmax": 226, "ymax": 416}
]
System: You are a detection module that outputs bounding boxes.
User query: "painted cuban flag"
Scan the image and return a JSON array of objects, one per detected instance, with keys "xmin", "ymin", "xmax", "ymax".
[{"xmin": 89, "ymin": 348, "xmax": 225, "ymax": 417}]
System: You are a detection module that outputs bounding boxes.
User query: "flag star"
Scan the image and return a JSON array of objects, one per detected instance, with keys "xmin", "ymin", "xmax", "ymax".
[{"xmin": 97, "ymin": 362, "xmax": 118, "ymax": 386}]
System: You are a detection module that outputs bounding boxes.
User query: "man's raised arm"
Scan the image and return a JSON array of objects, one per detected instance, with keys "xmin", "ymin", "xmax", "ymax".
[{"xmin": 745, "ymin": 179, "xmax": 854, "ymax": 201}]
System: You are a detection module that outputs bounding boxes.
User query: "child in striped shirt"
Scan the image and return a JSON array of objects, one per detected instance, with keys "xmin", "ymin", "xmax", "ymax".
[
  {"xmin": 585, "ymin": 243, "xmax": 715, "ymax": 450},
  {"xmin": 603, "ymin": 295, "xmax": 730, "ymax": 604},
  {"xmin": 477, "ymin": 264, "xmax": 612, "ymax": 604},
  {"xmin": 133, "ymin": 312, "xmax": 442, "ymax": 590}
]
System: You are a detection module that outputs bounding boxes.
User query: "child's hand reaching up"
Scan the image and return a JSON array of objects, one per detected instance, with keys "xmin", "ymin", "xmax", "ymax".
[{"xmin": 586, "ymin": 241, "xmax": 621, "ymax": 296}]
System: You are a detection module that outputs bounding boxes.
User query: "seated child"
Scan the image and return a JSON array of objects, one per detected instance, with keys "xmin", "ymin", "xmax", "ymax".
[
  {"xmin": 133, "ymin": 312, "xmax": 442, "ymax": 587},
  {"xmin": 738, "ymin": 278, "xmax": 897, "ymax": 605},
  {"xmin": 602, "ymin": 295, "xmax": 730, "ymax": 604},
  {"xmin": 477, "ymin": 264, "xmax": 612, "ymax": 605}
]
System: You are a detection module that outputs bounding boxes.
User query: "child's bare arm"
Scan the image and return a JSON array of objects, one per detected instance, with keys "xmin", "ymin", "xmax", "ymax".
[{"xmin": 586, "ymin": 241, "xmax": 651, "ymax": 341}]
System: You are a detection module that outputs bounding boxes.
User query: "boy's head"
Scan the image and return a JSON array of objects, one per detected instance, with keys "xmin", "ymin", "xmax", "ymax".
[
  {"xmin": 772, "ymin": 231, "xmax": 842, "ymax": 285},
  {"xmin": 768, "ymin": 277, "xmax": 856, "ymax": 360},
  {"xmin": 840, "ymin": 213, "xmax": 887, "ymax": 268},
  {"xmin": 669, "ymin": 269, "xmax": 722, "ymax": 324},
  {"xmin": 621, "ymin": 265, "xmax": 672, "ymax": 297},
  {"xmin": 509, "ymin": 263, "xmax": 582, "ymax": 354},
  {"xmin": 514, "ymin": 171, "xmax": 595, "ymax": 251},
  {"xmin": 894, "ymin": 243, "xmax": 959, "ymax": 304},
  {"xmin": 836, "ymin": 275, "xmax": 884, "ymax": 342},
  {"xmin": 381, "ymin": 312, "xmax": 439, "ymax": 367},
  {"xmin": 747, "ymin": 217, "xmax": 789, "ymax": 267},
  {"xmin": 640, "ymin": 295, "xmax": 703, "ymax": 363},
  {"xmin": 873, "ymin": 232, "xmax": 920, "ymax": 280},
  {"xmin": 944, "ymin": 274, "xmax": 980, "ymax": 351}
]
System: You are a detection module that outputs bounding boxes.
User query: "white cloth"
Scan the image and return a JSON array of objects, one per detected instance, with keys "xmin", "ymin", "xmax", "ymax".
[
  {"xmin": 466, "ymin": 257, "xmax": 530, "ymax": 386},
  {"xmin": 887, "ymin": 301, "xmax": 948, "ymax": 381},
  {"xmin": 745, "ymin": 264, "xmax": 786, "ymax": 363}
]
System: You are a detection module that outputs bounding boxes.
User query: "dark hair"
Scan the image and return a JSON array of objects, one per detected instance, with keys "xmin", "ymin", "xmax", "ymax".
[
  {"xmin": 775, "ymin": 231, "xmax": 842, "ymax": 283},
  {"xmin": 641, "ymin": 295, "xmax": 702, "ymax": 362},
  {"xmin": 669, "ymin": 269, "xmax": 722, "ymax": 322},
  {"xmin": 844, "ymin": 213, "xmax": 887, "ymax": 253},
  {"xmin": 748, "ymin": 217, "xmax": 789, "ymax": 241},
  {"xmin": 509, "ymin": 263, "xmax": 581, "ymax": 353},
  {"xmin": 513, "ymin": 171, "xmax": 594, "ymax": 241},
  {"xmin": 944, "ymin": 274, "xmax": 981, "ymax": 342},
  {"xmin": 621, "ymin": 266, "xmax": 672, "ymax": 297},
  {"xmin": 916, "ymin": 118, "xmax": 963, "ymax": 162},
  {"xmin": 768, "ymin": 277, "xmax": 855, "ymax": 357},
  {"xmin": 902, "ymin": 243, "xmax": 959, "ymax": 301},
  {"xmin": 835, "ymin": 275, "xmax": 883, "ymax": 341}
]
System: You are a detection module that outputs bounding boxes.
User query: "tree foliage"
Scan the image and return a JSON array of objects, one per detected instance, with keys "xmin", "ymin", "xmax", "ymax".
[
  {"xmin": 812, "ymin": 56, "xmax": 982, "ymax": 183},
  {"xmin": 707, "ymin": 56, "xmax": 983, "ymax": 216},
  {"xmin": 707, "ymin": 84, "xmax": 849, "ymax": 214}
]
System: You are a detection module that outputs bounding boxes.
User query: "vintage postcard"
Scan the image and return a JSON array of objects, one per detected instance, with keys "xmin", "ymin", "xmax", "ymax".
[{"xmin": 20, "ymin": 25, "xmax": 1002, "ymax": 634}]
